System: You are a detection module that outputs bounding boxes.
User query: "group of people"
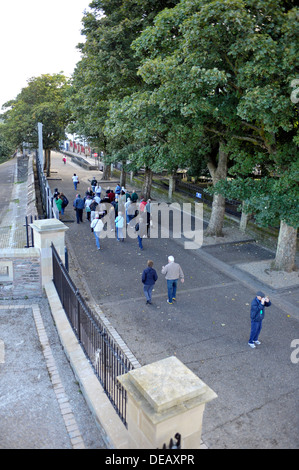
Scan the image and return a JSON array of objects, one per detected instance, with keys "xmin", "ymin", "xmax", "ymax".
[
  {"xmin": 59, "ymin": 174, "xmax": 272, "ymax": 349},
  {"xmin": 71, "ymin": 180, "xmax": 151, "ymax": 250},
  {"xmin": 141, "ymin": 256, "xmax": 184, "ymax": 305},
  {"xmin": 53, "ymin": 188, "xmax": 69, "ymax": 217}
]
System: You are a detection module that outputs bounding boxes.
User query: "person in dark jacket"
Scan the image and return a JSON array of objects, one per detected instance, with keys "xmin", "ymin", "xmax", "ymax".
[
  {"xmin": 248, "ymin": 291, "xmax": 271, "ymax": 348},
  {"xmin": 142, "ymin": 260, "xmax": 158, "ymax": 305},
  {"xmin": 74, "ymin": 194, "xmax": 85, "ymax": 223}
]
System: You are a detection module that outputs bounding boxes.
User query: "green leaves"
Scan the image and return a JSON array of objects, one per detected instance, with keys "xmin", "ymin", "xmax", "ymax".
[{"xmin": 1, "ymin": 73, "xmax": 70, "ymax": 151}]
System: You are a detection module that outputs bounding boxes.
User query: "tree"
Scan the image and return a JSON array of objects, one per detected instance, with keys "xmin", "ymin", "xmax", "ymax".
[
  {"xmin": 1, "ymin": 74, "xmax": 70, "ymax": 176},
  {"xmin": 67, "ymin": 0, "xmax": 180, "ymax": 183},
  {"xmin": 130, "ymin": 0, "xmax": 299, "ymax": 268}
]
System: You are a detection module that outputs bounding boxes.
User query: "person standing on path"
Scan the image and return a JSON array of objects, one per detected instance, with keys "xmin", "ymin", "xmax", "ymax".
[
  {"xmin": 90, "ymin": 213, "xmax": 104, "ymax": 250},
  {"xmin": 161, "ymin": 256, "xmax": 184, "ymax": 304},
  {"xmin": 74, "ymin": 194, "xmax": 85, "ymax": 223},
  {"xmin": 135, "ymin": 216, "xmax": 147, "ymax": 250},
  {"xmin": 72, "ymin": 174, "xmax": 79, "ymax": 190},
  {"xmin": 91, "ymin": 177, "xmax": 97, "ymax": 193},
  {"xmin": 248, "ymin": 291, "xmax": 271, "ymax": 348},
  {"xmin": 115, "ymin": 211, "xmax": 124, "ymax": 241},
  {"xmin": 142, "ymin": 260, "xmax": 158, "ymax": 305}
]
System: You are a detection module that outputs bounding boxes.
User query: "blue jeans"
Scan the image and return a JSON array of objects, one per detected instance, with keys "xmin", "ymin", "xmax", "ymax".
[
  {"xmin": 249, "ymin": 320, "xmax": 262, "ymax": 344},
  {"xmin": 74, "ymin": 182, "xmax": 78, "ymax": 190},
  {"xmin": 143, "ymin": 284, "xmax": 154, "ymax": 303},
  {"xmin": 138, "ymin": 235, "xmax": 143, "ymax": 249},
  {"xmin": 167, "ymin": 279, "xmax": 178, "ymax": 303},
  {"xmin": 116, "ymin": 227, "xmax": 124, "ymax": 240},
  {"xmin": 94, "ymin": 232, "xmax": 100, "ymax": 249}
]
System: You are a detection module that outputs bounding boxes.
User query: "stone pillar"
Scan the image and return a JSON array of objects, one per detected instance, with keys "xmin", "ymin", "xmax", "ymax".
[
  {"xmin": 117, "ymin": 356, "xmax": 217, "ymax": 449},
  {"xmin": 30, "ymin": 219, "xmax": 68, "ymax": 286}
]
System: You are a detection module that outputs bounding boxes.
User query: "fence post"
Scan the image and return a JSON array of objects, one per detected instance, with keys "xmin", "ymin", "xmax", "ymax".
[
  {"xmin": 30, "ymin": 219, "xmax": 69, "ymax": 286},
  {"xmin": 75, "ymin": 289, "xmax": 81, "ymax": 343},
  {"xmin": 117, "ymin": 356, "xmax": 217, "ymax": 449}
]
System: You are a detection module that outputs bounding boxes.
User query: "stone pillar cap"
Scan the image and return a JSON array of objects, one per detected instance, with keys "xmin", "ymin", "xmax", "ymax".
[
  {"xmin": 120, "ymin": 356, "xmax": 213, "ymax": 413},
  {"xmin": 30, "ymin": 219, "xmax": 69, "ymax": 232}
]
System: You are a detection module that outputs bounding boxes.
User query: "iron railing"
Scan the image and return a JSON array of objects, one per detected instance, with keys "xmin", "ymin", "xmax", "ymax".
[
  {"xmin": 24, "ymin": 215, "xmax": 37, "ymax": 247},
  {"xmin": 35, "ymin": 151, "xmax": 59, "ymax": 219},
  {"xmin": 51, "ymin": 243, "xmax": 133, "ymax": 426}
]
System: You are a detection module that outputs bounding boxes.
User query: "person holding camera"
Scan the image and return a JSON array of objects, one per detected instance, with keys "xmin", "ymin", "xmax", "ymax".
[{"xmin": 248, "ymin": 291, "xmax": 271, "ymax": 348}]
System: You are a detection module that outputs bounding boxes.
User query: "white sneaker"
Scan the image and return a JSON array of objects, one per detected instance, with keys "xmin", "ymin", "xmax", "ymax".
[
  {"xmin": 254, "ymin": 340, "xmax": 261, "ymax": 345},
  {"xmin": 248, "ymin": 342, "xmax": 256, "ymax": 349}
]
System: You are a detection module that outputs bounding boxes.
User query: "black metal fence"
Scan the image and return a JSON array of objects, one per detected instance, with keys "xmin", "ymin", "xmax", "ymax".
[
  {"xmin": 24, "ymin": 215, "xmax": 38, "ymax": 247},
  {"xmin": 51, "ymin": 243, "xmax": 134, "ymax": 426},
  {"xmin": 35, "ymin": 151, "xmax": 59, "ymax": 219}
]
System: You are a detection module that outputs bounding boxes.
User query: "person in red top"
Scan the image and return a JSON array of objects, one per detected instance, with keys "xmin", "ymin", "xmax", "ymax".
[
  {"xmin": 139, "ymin": 198, "xmax": 147, "ymax": 212},
  {"xmin": 108, "ymin": 190, "xmax": 115, "ymax": 203}
]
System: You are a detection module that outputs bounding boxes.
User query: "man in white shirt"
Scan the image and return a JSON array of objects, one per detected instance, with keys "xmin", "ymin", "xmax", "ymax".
[{"xmin": 161, "ymin": 256, "xmax": 184, "ymax": 304}]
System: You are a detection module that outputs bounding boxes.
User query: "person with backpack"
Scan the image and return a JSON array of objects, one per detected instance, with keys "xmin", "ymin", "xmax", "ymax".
[{"xmin": 60, "ymin": 193, "xmax": 68, "ymax": 216}]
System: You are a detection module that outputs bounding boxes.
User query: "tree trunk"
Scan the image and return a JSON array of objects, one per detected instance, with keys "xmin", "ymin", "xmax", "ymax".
[
  {"xmin": 274, "ymin": 220, "xmax": 297, "ymax": 272},
  {"xmin": 120, "ymin": 164, "xmax": 126, "ymax": 188},
  {"xmin": 102, "ymin": 163, "xmax": 111, "ymax": 180},
  {"xmin": 142, "ymin": 168, "xmax": 153, "ymax": 200},
  {"xmin": 168, "ymin": 173, "xmax": 176, "ymax": 202},
  {"xmin": 205, "ymin": 142, "xmax": 228, "ymax": 237},
  {"xmin": 240, "ymin": 201, "xmax": 250, "ymax": 232}
]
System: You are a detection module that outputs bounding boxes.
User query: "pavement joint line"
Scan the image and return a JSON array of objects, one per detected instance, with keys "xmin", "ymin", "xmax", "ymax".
[
  {"xmin": 98, "ymin": 280, "xmax": 240, "ymax": 307},
  {"xmin": 30, "ymin": 303, "xmax": 86, "ymax": 449}
]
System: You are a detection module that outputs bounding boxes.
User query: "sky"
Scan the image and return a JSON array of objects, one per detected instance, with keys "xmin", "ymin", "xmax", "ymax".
[{"xmin": 0, "ymin": 0, "xmax": 90, "ymax": 110}]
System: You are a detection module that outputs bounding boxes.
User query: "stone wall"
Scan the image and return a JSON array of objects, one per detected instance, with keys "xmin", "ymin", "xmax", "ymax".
[
  {"xmin": 17, "ymin": 155, "xmax": 29, "ymax": 182},
  {"xmin": 0, "ymin": 248, "xmax": 42, "ymax": 299}
]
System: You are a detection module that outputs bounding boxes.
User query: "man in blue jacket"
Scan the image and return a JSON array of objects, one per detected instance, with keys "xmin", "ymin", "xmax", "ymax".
[
  {"xmin": 142, "ymin": 260, "xmax": 158, "ymax": 305},
  {"xmin": 248, "ymin": 291, "xmax": 271, "ymax": 348},
  {"xmin": 74, "ymin": 194, "xmax": 85, "ymax": 223}
]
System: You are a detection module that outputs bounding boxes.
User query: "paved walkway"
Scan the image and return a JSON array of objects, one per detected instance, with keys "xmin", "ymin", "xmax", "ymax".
[
  {"xmin": 49, "ymin": 151, "xmax": 299, "ymax": 449},
  {"xmin": 0, "ymin": 152, "xmax": 298, "ymax": 449}
]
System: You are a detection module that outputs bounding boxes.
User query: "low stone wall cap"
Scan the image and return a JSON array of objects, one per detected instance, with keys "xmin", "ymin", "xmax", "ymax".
[{"xmin": 126, "ymin": 356, "xmax": 208, "ymax": 413}]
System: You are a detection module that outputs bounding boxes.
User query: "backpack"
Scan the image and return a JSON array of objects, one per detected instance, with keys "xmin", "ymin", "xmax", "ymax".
[{"xmin": 62, "ymin": 196, "xmax": 69, "ymax": 208}]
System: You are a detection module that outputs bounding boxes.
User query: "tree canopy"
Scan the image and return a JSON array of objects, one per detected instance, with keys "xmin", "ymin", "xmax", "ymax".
[{"xmin": 1, "ymin": 73, "xmax": 70, "ymax": 174}]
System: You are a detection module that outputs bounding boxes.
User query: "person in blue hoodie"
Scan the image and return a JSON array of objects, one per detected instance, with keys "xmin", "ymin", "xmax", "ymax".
[
  {"xmin": 248, "ymin": 291, "xmax": 271, "ymax": 348},
  {"xmin": 74, "ymin": 194, "xmax": 85, "ymax": 223},
  {"xmin": 142, "ymin": 260, "xmax": 158, "ymax": 305}
]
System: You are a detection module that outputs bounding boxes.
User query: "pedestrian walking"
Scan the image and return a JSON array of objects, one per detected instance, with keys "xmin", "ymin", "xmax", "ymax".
[
  {"xmin": 72, "ymin": 174, "xmax": 79, "ymax": 190},
  {"xmin": 95, "ymin": 184, "xmax": 102, "ymax": 198},
  {"xmin": 131, "ymin": 190, "xmax": 138, "ymax": 203},
  {"xmin": 135, "ymin": 216, "xmax": 147, "ymax": 250},
  {"xmin": 62, "ymin": 156, "xmax": 67, "ymax": 164},
  {"xmin": 91, "ymin": 177, "xmax": 97, "ymax": 193},
  {"xmin": 85, "ymin": 195, "xmax": 92, "ymax": 221},
  {"xmin": 90, "ymin": 213, "xmax": 104, "ymax": 250},
  {"xmin": 161, "ymin": 256, "xmax": 184, "ymax": 304},
  {"xmin": 89, "ymin": 199, "xmax": 98, "ymax": 222},
  {"xmin": 142, "ymin": 260, "xmax": 158, "ymax": 305},
  {"xmin": 60, "ymin": 193, "xmax": 68, "ymax": 216},
  {"xmin": 115, "ymin": 211, "xmax": 124, "ymax": 241},
  {"xmin": 55, "ymin": 194, "xmax": 63, "ymax": 218},
  {"xmin": 248, "ymin": 291, "xmax": 271, "ymax": 348},
  {"xmin": 74, "ymin": 194, "xmax": 85, "ymax": 223}
]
